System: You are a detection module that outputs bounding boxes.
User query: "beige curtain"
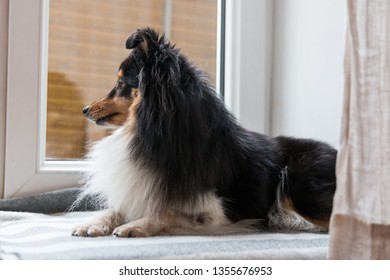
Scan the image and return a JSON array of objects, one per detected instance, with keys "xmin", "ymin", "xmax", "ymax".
[{"xmin": 328, "ymin": 0, "xmax": 390, "ymax": 259}]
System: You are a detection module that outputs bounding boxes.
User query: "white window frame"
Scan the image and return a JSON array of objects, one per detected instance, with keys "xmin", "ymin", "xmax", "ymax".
[
  {"xmin": 3, "ymin": 0, "xmax": 272, "ymax": 198},
  {"xmin": 0, "ymin": 0, "xmax": 9, "ymax": 199},
  {"xmin": 224, "ymin": 0, "xmax": 273, "ymax": 134},
  {"xmin": 4, "ymin": 0, "xmax": 86, "ymax": 198}
]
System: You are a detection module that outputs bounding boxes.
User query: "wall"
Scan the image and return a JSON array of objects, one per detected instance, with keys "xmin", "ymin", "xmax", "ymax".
[{"xmin": 272, "ymin": 0, "xmax": 346, "ymax": 148}]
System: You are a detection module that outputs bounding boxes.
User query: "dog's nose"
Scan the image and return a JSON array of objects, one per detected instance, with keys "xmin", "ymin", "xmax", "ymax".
[{"xmin": 82, "ymin": 106, "xmax": 90, "ymax": 116}]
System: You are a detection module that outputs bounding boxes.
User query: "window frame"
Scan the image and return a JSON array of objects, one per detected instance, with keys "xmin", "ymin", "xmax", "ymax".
[
  {"xmin": 224, "ymin": 0, "xmax": 273, "ymax": 134},
  {"xmin": 5, "ymin": 0, "xmax": 84, "ymax": 198},
  {"xmin": 0, "ymin": 0, "xmax": 9, "ymax": 199},
  {"xmin": 3, "ymin": 0, "xmax": 272, "ymax": 198}
]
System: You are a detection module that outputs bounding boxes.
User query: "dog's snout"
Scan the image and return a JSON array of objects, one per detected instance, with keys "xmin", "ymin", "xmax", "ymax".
[{"xmin": 82, "ymin": 106, "xmax": 90, "ymax": 116}]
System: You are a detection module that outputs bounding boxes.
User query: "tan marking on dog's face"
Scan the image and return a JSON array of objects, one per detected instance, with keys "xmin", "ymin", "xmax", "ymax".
[
  {"xmin": 126, "ymin": 88, "xmax": 141, "ymax": 134},
  {"xmin": 83, "ymin": 88, "xmax": 140, "ymax": 128},
  {"xmin": 85, "ymin": 96, "xmax": 131, "ymax": 127},
  {"xmin": 117, "ymin": 69, "xmax": 124, "ymax": 79}
]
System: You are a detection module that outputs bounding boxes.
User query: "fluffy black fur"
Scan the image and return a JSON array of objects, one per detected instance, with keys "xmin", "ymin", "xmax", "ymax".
[{"xmin": 123, "ymin": 27, "xmax": 336, "ymax": 228}]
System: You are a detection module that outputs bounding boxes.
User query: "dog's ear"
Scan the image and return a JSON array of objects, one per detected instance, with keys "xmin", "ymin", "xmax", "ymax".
[
  {"xmin": 126, "ymin": 27, "xmax": 160, "ymax": 55},
  {"xmin": 126, "ymin": 32, "xmax": 145, "ymax": 50}
]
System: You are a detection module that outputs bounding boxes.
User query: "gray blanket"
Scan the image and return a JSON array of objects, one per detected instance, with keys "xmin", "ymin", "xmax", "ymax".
[
  {"xmin": 0, "ymin": 188, "xmax": 97, "ymax": 213},
  {"xmin": 0, "ymin": 189, "xmax": 329, "ymax": 260}
]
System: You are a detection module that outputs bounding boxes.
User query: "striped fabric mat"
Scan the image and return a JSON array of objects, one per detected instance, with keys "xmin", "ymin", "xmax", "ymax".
[{"xmin": 0, "ymin": 210, "xmax": 329, "ymax": 260}]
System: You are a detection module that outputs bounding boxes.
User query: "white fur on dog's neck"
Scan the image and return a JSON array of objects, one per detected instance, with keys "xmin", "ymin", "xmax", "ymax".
[{"xmin": 80, "ymin": 127, "xmax": 160, "ymax": 222}]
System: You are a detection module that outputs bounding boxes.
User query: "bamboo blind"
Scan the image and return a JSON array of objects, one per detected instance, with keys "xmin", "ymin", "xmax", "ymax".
[{"xmin": 46, "ymin": 0, "xmax": 217, "ymax": 159}]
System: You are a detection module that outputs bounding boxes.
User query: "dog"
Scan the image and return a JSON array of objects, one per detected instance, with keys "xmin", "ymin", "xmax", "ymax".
[{"xmin": 72, "ymin": 27, "xmax": 336, "ymax": 238}]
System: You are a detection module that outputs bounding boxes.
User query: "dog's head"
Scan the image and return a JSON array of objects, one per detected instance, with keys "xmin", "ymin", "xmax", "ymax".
[
  {"xmin": 82, "ymin": 52, "xmax": 141, "ymax": 127},
  {"xmin": 82, "ymin": 27, "xmax": 182, "ymax": 128}
]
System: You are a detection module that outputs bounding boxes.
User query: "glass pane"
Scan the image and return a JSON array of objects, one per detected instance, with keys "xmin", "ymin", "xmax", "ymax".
[{"xmin": 46, "ymin": 0, "xmax": 218, "ymax": 160}]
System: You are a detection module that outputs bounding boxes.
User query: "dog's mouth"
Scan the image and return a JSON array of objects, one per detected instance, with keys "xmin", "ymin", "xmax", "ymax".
[{"xmin": 95, "ymin": 113, "xmax": 120, "ymax": 126}]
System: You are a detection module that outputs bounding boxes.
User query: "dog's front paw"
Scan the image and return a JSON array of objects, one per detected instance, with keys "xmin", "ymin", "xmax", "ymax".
[
  {"xmin": 71, "ymin": 209, "xmax": 123, "ymax": 237},
  {"xmin": 112, "ymin": 216, "xmax": 160, "ymax": 237},
  {"xmin": 72, "ymin": 223, "xmax": 112, "ymax": 237},
  {"xmin": 112, "ymin": 224, "xmax": 149, "ymax": 238}
]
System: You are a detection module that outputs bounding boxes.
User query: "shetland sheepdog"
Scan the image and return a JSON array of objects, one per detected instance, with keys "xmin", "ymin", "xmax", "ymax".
[{"xmin": 72, "ymin": 27, "xmax": 336, "ymax": 237}]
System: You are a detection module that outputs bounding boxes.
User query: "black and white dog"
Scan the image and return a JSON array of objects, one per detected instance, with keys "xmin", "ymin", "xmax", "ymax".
[{"xmin": 72, "ymin": 27, "xmax": 336, "ymax": 237}]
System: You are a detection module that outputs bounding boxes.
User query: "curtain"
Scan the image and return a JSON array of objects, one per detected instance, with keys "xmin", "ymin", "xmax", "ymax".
[{"xmin": 328, "ymin": 0, "xmax": 390, "ymax": 259}]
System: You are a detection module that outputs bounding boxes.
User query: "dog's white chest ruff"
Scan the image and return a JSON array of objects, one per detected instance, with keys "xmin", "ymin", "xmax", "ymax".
[{"xmin": 83, "ymin": 128, "xmax": 157, "ymax": 222}]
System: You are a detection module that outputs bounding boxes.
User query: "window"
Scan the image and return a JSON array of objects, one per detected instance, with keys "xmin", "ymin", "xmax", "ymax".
[
  {"xmin": 46, "ymin": 0, "xmax": 219, "ymax": 160},
  {"xmin": 3, "ymin": 0, "xmax": 270, "ymax": 198}
]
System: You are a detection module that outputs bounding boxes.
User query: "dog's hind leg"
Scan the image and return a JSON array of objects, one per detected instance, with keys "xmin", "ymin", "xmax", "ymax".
[
  {"xmin": 72, "ymin": 209, "xmax": 124, "ymax": 237},
  {"xmin": 267, "ymin": 167, "xmax": 329, "ymax": 232}
]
